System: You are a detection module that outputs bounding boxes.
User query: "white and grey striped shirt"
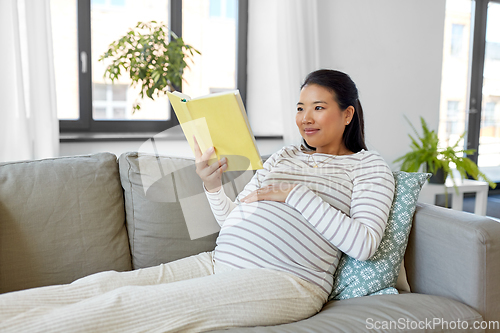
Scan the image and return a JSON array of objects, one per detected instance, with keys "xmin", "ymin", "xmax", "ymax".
[{"xmin": 205, "ymin": 144, "xmax": 395, "ymax": 294}]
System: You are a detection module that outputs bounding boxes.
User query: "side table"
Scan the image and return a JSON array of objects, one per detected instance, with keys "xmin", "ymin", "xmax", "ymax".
[{"xmin": 418, "ymin": 179, "xmax": 489, "ymax": 216}]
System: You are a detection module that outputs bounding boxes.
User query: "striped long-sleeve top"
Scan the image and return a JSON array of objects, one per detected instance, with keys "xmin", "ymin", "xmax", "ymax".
[{"xmin": 205, "ymin": 144, "xmax": 395, "ymax": 295}]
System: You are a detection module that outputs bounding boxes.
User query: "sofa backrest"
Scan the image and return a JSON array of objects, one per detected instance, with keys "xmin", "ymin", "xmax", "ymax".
[
  {"xmin": 0, "ymin": 153, "xmax": 131, "ymax": 294},
  {"xmin": 119, "ymin": 152, "xmax": 254, "ymax": 269}
]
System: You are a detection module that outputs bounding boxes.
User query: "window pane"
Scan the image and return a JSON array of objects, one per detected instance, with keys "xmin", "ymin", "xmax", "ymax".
[
  {"xmin": 182, "ymin": 0, "xmax": 238, "ymax": 98},
  {"xmin": 209, "ymin": 0, "xmax": 221, "ymax": 17},
  {"xmin": 50, "ymin": 0, "xmax": 80, "ymax": 120},
  {"xmin": 112, "ymin": 84, "xmax": 127, "ymax": 101},
  {"xmin": 113, "ymin": 107, "xmax": 126, "ymax": 118},
  {"xmin": 478, "ymin": 2, "xmax": 500, "ymax": 171},
  {"xmin": 438, "ymin": 0, "xmax": 472, "ymax": 149},
  {"xmin": 110, "ymin": 0, "xmax": 125, "ymax": 6},
  {"xmin": 226, "ymin": 0, "xmax": 236, "ymax": 19},
  {"xmin": 94, "ymin": 107, "xmax": 106, "ymax": 119},
  {"xmin": 451, "ymin": 24, "xmax": 465, "ymax": 57},
  {"xmin": 92, "ymin": 83, "xmax": 128, "ymax": 120},
  {"xmin": 93, "ymin": 83, "xmax": 107, "ymax": 101},
  {"xmin": 91, "ymin": 0, "xmax": 170, "ymax": 120},
  {"xmin": 446, "ymin": 100, "xmax": 461, "ymax": 135}
]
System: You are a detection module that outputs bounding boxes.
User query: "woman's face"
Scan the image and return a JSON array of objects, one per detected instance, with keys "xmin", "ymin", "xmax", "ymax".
[{"xmin": 296, "ymin": 84, "xmax": 354, "ymax": 155}]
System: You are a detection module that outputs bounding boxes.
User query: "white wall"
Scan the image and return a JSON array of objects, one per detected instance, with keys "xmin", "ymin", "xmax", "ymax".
[{"xmin": 316, "ymin": 0, "xmax": 446, "ymax": 168}]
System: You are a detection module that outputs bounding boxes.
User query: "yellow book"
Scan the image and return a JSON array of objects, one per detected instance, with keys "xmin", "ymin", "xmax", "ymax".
[{"xmin": 166, "ymin": 90, "xmax": 263, "ymax": 171}]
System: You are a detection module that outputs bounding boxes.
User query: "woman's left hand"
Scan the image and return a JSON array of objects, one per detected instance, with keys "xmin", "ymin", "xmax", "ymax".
[{"xmin": 241, "ymin": 183, "xmax": 297, "ymax": 204}]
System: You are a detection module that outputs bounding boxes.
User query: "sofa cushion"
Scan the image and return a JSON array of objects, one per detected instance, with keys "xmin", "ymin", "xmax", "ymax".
[
  {"xmin": 212, "ymin": 293, "xmax": 483, "ymax": 332},
  {"xmin": 330, "ymin": 171, "xmax": 430, "ymax": 300},
  {"xmin": 0, "ymin": 153, "xmax": 131, "ymax": 294},
  {"xmin": 118, "ymin": 152, "xmax": 253, "ymax": 269}
]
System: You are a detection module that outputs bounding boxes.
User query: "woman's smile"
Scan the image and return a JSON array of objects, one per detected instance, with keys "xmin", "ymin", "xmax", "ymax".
[{"xmin": 304, "ymin": 128, "xmax": 320, "ymax": 135}]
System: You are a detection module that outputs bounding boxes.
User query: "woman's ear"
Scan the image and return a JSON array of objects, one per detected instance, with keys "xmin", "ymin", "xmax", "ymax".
[{"xmin": 345, "ymin": 106, "xmax": 355, "ymax": 125}]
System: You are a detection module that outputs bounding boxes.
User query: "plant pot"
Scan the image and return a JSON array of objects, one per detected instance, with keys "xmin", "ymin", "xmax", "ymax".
[{"xmin": 429, "ymin": 167, "xmax": 447, "ymax": 184}]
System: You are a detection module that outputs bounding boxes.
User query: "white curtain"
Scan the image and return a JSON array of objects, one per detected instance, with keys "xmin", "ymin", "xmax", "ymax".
[
  {"xmin": 246, "ymin": 0, "xmax": 319, "ymax": 146},
  {"xmin": 0, "ymin": 0, "xmax": 59, "ymax": 163}
]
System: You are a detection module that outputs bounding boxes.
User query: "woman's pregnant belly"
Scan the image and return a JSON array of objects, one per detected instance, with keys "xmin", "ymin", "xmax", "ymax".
[{"xmin": 213, "ymin": 200, "xmax": 340, "ymax": 292}]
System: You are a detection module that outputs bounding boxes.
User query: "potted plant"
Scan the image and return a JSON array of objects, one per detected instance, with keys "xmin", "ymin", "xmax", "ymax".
[
  {"xmin": 394, "ymin": 116, "xmax": 496, "ymax": 197},
  {"xmin": 99, "ymin": 21, "xmax": 200, "ymax": 112}
]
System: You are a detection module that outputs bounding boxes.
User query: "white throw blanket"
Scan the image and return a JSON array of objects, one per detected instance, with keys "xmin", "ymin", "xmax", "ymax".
[{"xmin": 0, "ymin": 252, "xmax": 327, "ymax": 332}]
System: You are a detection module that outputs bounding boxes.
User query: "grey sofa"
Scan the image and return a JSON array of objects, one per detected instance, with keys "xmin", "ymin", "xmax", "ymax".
[{"xmin": 1, "ymin": 152, "xmax": 499, "ymax": 332}]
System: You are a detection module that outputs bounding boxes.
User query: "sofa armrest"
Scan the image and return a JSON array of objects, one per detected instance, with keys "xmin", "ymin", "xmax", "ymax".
[{"xmin": 405, "ymin": 202, "xmax": 500, "ymax": 324}]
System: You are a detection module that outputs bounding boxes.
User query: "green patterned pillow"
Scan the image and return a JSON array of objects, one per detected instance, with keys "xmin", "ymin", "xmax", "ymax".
[{"xmin": 329, "ymin": 171, "xmax": 431, "ymax": 300}]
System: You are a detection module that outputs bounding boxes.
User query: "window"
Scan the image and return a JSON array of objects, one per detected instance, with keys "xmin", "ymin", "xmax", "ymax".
[
  {"xmin": 450, "ymin": 23, "xmax": 465, "ymax": 57},
  {"xmin": 438, "ymin": 1, "xmax": 471, "ymax": 148},
  {"xmin": 92, "ymin": 83, "xmax": 128, "ymax": 120},
  {"xmin": 91, "ymin": 0, "xmax": 126, "ymax": 8},
  {"xmin": 474, "ymin": 1, "xmax": 500, "ymax": 174},
  {"xmin": 439, "ymin": 0, "xmax": 500, "ymax": 184},
  {"xmin": 209, "ymin": 0, "xmax": 236, "ymax": 19},
  {"xmin": 482, "ymin": 102, "xmax": 497, "ymax": 127},
  {"xmin": 52, "ymin": 0, "xmax": 247, "ymax": 133},
  {"xmin": 486, "ymin": 41, "xmax": 500, "ymax": 60},
  {"xmin": 209, "ymin": 0, "xmax": 221, "ymax": 17},
  {"xmin": 446, "ymin": 100, "xmax": 461, "ymax": 135},
  {"xmin": 182, "ymin": 0, "xmax": 240, "ymax": 99}
]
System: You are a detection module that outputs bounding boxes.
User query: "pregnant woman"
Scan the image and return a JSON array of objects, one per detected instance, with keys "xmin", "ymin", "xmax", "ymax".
[{"xmin": 0, "ymin": 69, "xmax": 395, "ymax": 333}]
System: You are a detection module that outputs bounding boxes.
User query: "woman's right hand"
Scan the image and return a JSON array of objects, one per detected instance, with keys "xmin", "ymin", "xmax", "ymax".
[{"xmin": 193, "ymin": 136, "xmax": 228, "ymax": 193}]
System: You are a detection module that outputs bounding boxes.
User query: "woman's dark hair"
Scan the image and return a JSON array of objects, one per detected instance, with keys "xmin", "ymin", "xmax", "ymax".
[{"xmin": 300, "ymin": 69, "xmax": 367, "ymax": 153}]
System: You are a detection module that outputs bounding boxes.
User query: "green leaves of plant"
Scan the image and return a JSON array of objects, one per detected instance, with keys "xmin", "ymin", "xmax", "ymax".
[
  {"xmin": 98, "ymin": 21, "xmax": 201, "ymax": 112},
  {"xmin": 394, "ymin": 116, "xmax": 496, "ymax": 190}
]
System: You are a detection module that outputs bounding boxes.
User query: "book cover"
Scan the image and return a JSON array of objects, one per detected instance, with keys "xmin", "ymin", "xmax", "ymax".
[{"xmin": 167, "ymin": 90, "xmax": 263, "ymax": 172}]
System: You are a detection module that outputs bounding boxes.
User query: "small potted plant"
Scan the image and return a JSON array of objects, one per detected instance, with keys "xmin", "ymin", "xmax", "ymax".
[
  {"xmin": 99, "ymin": 21, "xmax": 200, "ymax": 112},
  {"xmin": 394, "ymin": 116, "xmax": 496, "ymax": 192}
]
